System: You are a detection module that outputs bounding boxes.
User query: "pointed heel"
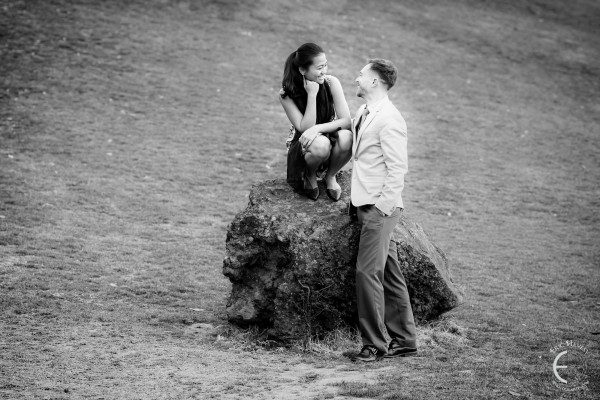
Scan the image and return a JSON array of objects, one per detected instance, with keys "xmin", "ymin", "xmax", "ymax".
[
  {"xmin": 303, "ymin": 175, "xmax": 319, "ymax": 201},
  {"xmin": 304, "ymin": 187, "xmax": 319, "ymax": 201},
  {"xmin": 326, "ymin": 188, "xmax": 341, "ymax": 202}
]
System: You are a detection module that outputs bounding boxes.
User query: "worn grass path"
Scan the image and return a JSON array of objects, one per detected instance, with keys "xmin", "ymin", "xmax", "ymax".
[{"xmin": 1, "ymin": 0, "xmax": 599, "ymax": 399}]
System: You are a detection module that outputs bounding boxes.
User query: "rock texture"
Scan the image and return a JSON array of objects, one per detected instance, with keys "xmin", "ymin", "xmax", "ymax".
[{"xmin": 223, "ymin": 171, "xmax": 462, "ymax": 342}]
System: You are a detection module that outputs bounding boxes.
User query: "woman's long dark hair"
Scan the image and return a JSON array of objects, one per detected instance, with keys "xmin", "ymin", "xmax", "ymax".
[{"xmin": 281, "ymin": 43, "xmax": 335, "ymax": 125}]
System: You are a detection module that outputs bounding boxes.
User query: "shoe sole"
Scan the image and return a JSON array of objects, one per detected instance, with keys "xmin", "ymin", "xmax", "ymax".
[
  {"xmin": 352, "ymin": 356, "xmax": 384, "ymax": 362},
  {"xmin": 384, "ymin": 350, "xmax": 417, "ymax": 358}
]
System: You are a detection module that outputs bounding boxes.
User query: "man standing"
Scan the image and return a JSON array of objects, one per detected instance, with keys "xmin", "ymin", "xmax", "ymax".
[{"xmin": 350, "ymin": 59, "xmax": 417, "ymax": 362}]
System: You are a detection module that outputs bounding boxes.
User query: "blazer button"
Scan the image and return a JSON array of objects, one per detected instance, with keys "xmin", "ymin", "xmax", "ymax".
[{"xmin": 354, "ymin": 157, "xmax": 358, "ymax": 161}]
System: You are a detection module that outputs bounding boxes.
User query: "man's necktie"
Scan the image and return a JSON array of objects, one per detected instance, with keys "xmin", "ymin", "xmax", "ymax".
[{"xmin": 355, "ymin": 106, "xmax": 369, "ymax": 133}]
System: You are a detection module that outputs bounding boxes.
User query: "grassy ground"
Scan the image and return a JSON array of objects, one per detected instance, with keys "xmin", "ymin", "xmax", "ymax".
[{"xmin": 1, "ymin": 0, "xmax": 599, "ymax": 399}]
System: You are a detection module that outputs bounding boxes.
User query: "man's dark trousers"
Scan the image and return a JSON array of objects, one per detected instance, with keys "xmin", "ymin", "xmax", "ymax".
[{"xmin": 356, "ymin": 205, "xmax": 417, "ymax": 354}]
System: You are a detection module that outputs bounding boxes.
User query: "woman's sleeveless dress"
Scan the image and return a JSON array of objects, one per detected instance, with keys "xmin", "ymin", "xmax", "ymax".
[{"xmin": 284, "ymin": 76, "xmax": 337, "ymax": 191}]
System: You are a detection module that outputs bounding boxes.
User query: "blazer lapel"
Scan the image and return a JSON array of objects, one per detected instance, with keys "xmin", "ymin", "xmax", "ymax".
[
  {"xmin": 360, "ymin": 110, "xmax": 376, "ymax": 134},
  {"xmin": 353, "ymin": 98, "xmax": 392, "ymax": 154},
  {"xmin": 352, "ymin": 105, "xmax": 365, "ymax": 154},
  {"xmin": 355, "ymin": 108, "xmax": 377, "ymax": 148},
  {"xmin": 353, "ymin": 105, "xmax": 365, "ymax": 135}
]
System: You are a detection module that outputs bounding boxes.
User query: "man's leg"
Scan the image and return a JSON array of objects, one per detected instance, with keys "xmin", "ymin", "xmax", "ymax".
[
  {"xmin": 356, "ymin": 205, "xmax": 400, "ymax": 354},
  {"xmin": 383, "ymin": 232, "xmax": 417, "ymax": 350}
]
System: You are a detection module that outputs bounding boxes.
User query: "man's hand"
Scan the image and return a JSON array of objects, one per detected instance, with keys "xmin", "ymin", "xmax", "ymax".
[{"xmin": 375, "ymin": 206, "xmax": 396, "ymax": 217}]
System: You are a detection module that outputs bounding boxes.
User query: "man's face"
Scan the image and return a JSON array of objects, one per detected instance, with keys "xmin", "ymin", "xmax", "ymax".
[{"xmin": 355, "ymin": 64, "xmax": 377, "ymax": 98}]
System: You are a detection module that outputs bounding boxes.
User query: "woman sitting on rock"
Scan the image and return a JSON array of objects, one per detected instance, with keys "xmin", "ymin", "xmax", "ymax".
[{"xmin": 279, "ymin": 42, "xmax": 352, "ymax": 201}]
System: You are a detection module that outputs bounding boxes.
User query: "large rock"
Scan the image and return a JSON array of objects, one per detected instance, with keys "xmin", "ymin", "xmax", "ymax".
[{"xmin": 223, "ymin": 171, "xmax": 462, "ymax": 342}]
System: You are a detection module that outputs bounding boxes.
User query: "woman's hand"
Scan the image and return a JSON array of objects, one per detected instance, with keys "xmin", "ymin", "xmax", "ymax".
[
  {"xmin": 304, "ymin": 76, "xmax": 319, "ymax": 97},
  {"xmin": 300, "ymin": 126, "xmax": 321, "ymax": 150}
]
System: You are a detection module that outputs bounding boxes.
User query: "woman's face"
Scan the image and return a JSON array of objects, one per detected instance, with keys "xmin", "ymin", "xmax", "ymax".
[{"xmin": 301, "ymin": 53, "xmax": 328, "ymax": 84}]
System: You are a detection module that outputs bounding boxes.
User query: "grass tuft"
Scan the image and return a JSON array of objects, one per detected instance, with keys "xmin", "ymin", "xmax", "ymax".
[{"xmin": 418, "ymin": 316, "xmax": 469, "ymax": 350}]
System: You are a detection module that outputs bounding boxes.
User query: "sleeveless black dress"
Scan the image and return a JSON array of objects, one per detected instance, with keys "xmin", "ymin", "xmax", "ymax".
[{"xmin": 283, "ymin": 76, "xmax": 337, "ymax": 192}]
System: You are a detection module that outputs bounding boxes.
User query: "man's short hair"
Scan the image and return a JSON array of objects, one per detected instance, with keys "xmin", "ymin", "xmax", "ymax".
[{"xmin": 367, "ymin": 58, "xmax": 397, "ymax": 89}]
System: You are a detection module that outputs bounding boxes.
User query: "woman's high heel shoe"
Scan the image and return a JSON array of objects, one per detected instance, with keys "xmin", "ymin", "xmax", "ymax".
[
  {"xmin": 305, "ymin": 187, "xmax": 320, "ymax": 201},
  {"xmin": 325, "ymin": 177, "xmax": 342, "ymax": 202},
  {"xmin": 303, "ymin": 176, "xmax": 319, "ymax": 201},
  {"xmin": 326, "ymin": 188, "xmax": 341, "ymax": 202}
]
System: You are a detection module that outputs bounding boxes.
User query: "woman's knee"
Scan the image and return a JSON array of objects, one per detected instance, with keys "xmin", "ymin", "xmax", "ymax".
[
  {"xmin": 307, "ymin": 135, "xmax": 331, "ymax": 159},
  {"xmin": 336, "ymin": 129, "xmax": 353, "ymax": 152}
]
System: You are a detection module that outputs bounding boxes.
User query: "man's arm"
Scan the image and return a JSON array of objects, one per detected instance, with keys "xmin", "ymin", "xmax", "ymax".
[{"xmin": 374, "ymin": 117, "xmax": 408, "ymax": 215}]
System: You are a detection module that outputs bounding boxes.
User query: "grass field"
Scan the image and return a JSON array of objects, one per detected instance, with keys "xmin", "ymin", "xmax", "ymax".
[{"xmin": 1, "ymin": 0, "xmax": 599, "ymax": 399}]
